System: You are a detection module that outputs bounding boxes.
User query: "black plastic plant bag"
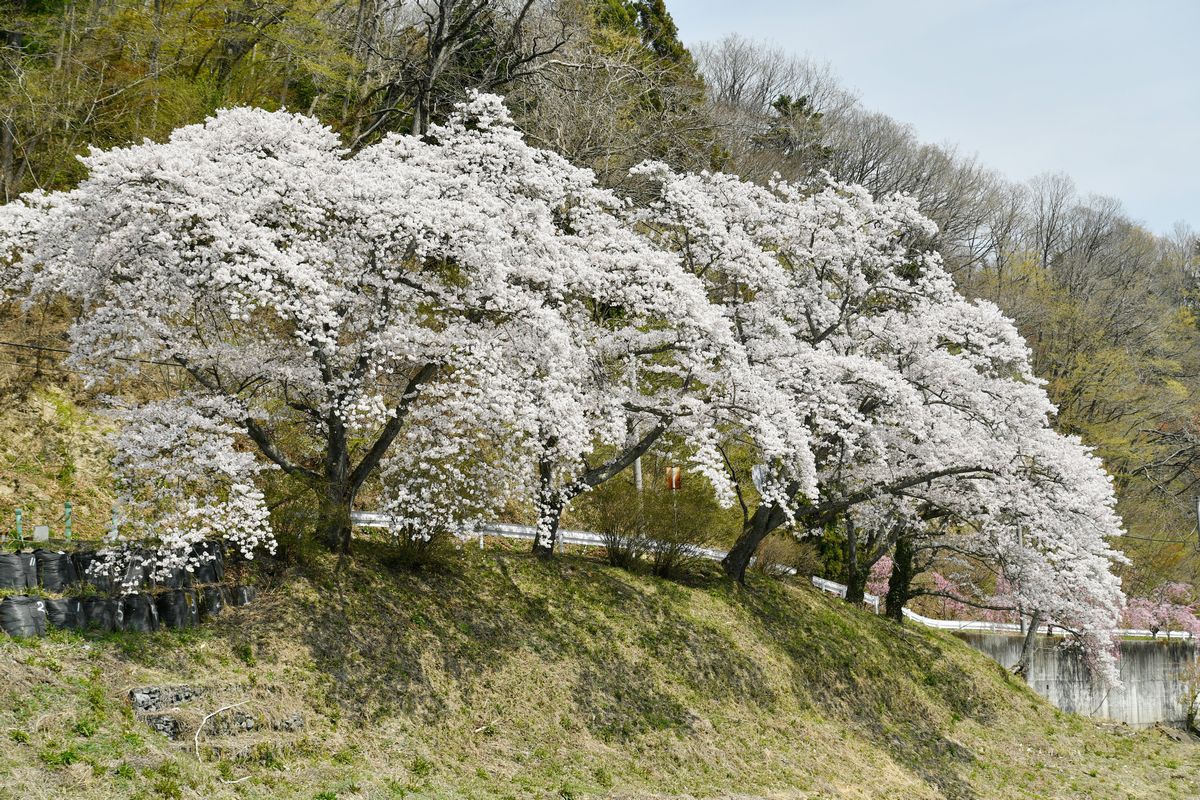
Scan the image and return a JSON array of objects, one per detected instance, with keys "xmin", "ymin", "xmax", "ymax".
[
  {"xmin": 44, "ymin": 597, "xmax": 82, "ymax": 630},
  {"xmin": 35, "ymin": 549, "xmax": 78, "ymax": 592},
  {"xmin": 191, "ymin": 540, "xmax": 225, "ymax": 584},
  {"xmin": 73, "ymin": 551, "xmax": 116, "ymax": 593},
  {"xmin": 120, "ymin": 551, "xmax": 148, "ymax": 591},
  {"xmin": 0, "ymin": 596, "xmax": 47, "ymax": 637},
  {"xmin": 200, "ymin": 585, "xmax": 228, "ymax": 619},
  {"xmin": 80, "ymin": 597, "xmax": 122, "ymax": 632},
  {"xmin": 0, "ymin": 552, "xmax": 37, "ymax": 590},
  {"xmin": 156, "ymin": 589, "xmax": 199, "ymax": 629},
  {"xmin": 231, "ymin": 585, "xmax": 257, "ymax": 606},
  {"xmin": 121, "ymin": 594, "xmax": 159, "ymax": 633},
  {"xmin": 154, "ymin": 567, "xmax": 190, "ymax": 590}
]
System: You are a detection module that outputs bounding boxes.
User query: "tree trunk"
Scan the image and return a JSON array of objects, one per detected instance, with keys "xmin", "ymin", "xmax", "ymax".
[
  {"xmin": 844, "ymin": 563, "xmax": 868, "ymax": 606},
  {"xmin": 321, "ymin": 403, "xmax": 353, "ymax": 553},
  {"xmin": 0, "ymin": 119, "xmax": 13, "ymax": 202},
  {"xmin": 532, "ymin": 498, "xmax": 562, "ymax": 559},
  {"xmin": 885, "ymin": 534, "xmax": 916, "ymax": 622},
  {"xmin": 842, "ymin": 517, "xmax": 866, "ymax": 605},
  {"xmin": 1014, "ymin": 610, "xmax": 1042, "ymax": 680},
  {"xmin": 317, "ymin": 486, "xmax": 353, "ymax": 554},
  {"xmin": 411, "ymin": 86, "xmax": 429, "ymax": 135},
  {"xmin": 721, "ymin": 504, "xmax": 780, "ymax": 583},
  {"xmin": 532, "ymin": 455, "xmax": 561, "ymax": 559},
  {"xmin": 531, "ymin": 425, "xmax": 664, "ymax": 560}
]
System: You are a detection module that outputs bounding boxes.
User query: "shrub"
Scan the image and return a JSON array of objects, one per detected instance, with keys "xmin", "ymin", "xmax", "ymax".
[
  {"xmin": 752, "ymin": 534, "xmax": 821, "ymax": 577},
  {"xmin": 575, "ymin": 480, "xmax": 653, "ymax": 570},
  {"xmin": 644, "ymin": 498, "xmax": 717, "ymax": 579},
  {"xmin": 384, "ymin": 527, "xmax": 456, "ymax": 571},
  {"xmin": 575, "ymin": 463, "xmax": 724, "ymax": 580}
]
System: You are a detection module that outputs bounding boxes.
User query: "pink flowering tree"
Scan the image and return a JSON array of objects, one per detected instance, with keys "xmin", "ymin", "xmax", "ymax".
[
  {"xmin": 866, "ymin": 555, "xmax": 893, "ymax": 599},
  {"xmin": 866, "ymin": 545, "xmax": 1014, "ymax": 623},
  {"xmin": 1123, "ymin": 583, "xmax": 1200, "ymax": 638}
]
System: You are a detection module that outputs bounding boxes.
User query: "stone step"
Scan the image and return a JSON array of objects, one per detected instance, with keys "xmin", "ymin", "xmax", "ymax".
[{"xmin": 129, "ymin": 684, "xmax": 304, "ymax": 741}]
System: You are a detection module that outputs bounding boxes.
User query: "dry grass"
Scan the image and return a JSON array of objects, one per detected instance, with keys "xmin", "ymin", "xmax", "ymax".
[
  {"xmin": 0, "ymin": 379, "xmax": 116, "ymax": 541},
  {"xmin": 0, "ymin": 383, "xmax": 1191, "ymax": 797},
  {"xmin": 0, "ymin": 541, "xmax": 1197, "ymax": 799}
]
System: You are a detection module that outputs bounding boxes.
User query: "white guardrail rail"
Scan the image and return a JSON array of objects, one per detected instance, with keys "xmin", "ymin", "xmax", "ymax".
[{"xmin": 350, "ymin": 512, "xmax": 1191, "ymax": 641}]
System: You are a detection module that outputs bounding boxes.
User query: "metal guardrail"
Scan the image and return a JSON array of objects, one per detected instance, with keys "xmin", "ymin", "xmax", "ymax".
[
  {"xmin": 350, "ymin": 512, "xmax": 1192, "ymax": 641},
  {"xmin": 897, "ymin": 608, "xmax": 1195, "ymax": 640},
  {"xmin": 810, "ymin": 575, "xmax": 881, "ymax": 614},
  {"xmin": 351, "ymin": 513, "xmax": 729, "ymax": 559}
]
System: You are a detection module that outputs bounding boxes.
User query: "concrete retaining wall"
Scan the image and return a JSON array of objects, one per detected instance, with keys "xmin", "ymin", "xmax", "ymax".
[{"xmin": 955, "ymin": 632, "xmax": 1197, "ymax": 727}]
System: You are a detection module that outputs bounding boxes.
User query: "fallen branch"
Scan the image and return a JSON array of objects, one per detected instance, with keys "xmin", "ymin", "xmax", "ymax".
[{"xmin": 194, "ymin": 700, "xmax": 250, "ymax": 761}]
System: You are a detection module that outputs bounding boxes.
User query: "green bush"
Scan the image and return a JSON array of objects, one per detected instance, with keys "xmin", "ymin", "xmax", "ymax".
[
  {"xmin": 575, "ymin": 479, "xmax": 652, "ymax": 570},
  {"xmin": 383, "ymin": 527, "xmax": 456, "ymax": 571},
  {"xmin": 575, "ymin": 462, "xmax": 724, "ymax": 579},
  {"xmin": 753, "ymin": 533, "xmax": 822, "ymax": 577}
]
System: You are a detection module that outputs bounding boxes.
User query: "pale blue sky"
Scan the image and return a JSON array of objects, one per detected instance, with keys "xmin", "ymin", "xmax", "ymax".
[{"xmin": 670, "ymin": 0, "xmax": 1198, "ymax": 234}]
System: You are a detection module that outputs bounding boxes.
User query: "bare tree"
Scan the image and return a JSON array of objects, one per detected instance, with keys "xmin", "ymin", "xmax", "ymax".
[
  {"xmin": 1028, "ymin": 172, "xmax": 1075, "ymax": 269},
  {"xmin": 510, "ymin": 33, "xmax": 714, "ymax": 193},
  {"xmin": 355, "ymin": 0, "xmax": 569, "ymax": 144},
  {"xmin": 696, "ymin": 34, "xmax": 853, "ymax": 116},
  {"xmin": 695, "ymin": 34, "xmax": 855, "ymax": 182}
]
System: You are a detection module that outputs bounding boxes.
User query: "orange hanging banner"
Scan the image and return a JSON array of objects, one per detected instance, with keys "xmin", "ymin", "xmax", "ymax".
[{"xmin": 665, "ymin": 466, "xmax": 682, "ymax": 491}]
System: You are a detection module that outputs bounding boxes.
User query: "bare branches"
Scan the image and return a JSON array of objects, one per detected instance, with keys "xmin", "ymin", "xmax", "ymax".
[{"xmin": 355, "ymin": 0, "xmax": 570, "ymax": 142}]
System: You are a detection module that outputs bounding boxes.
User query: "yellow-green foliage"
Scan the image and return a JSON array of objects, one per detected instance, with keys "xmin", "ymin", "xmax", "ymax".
[
  {"xmin": 2, "ymin": 0, "xmax": 357, "ymax": 199},
  {"xmin": 0, "ymin": 383, "xmax": 115, "ymax": 540},
  {"xmin": 966, "ymin": 252, "xmax": 1200, "ymax": 591}
]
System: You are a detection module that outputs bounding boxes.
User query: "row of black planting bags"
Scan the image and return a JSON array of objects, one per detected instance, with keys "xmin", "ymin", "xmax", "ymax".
[
  {"xmin": 0, "ymin": 540, "xmax": 227, "ymax": 593},
  {"xmin": 0, "ymin": 584, "xmax": 258, "ymax": 638}
]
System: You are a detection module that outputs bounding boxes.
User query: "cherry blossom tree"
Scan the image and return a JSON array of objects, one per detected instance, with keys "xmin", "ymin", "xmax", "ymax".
[
  {"xmin": 868, "ymin": 555, "xmax": 978, "ymax": 621},
  {"xmin": 0, "ymin": 90, "xmax": 1130, "ymax": 682},
  {"xmin": 866, "ymin": 555, "xmax": 893, "ymax": 599},
  {"xmin": 631, "ymin": 165, "xmax": 993, "ymax": 577},
  {"xmin": 101, "ymin": 396, "xmax": 275, "ymax": 588},
  {"xmin": 632, "ymin": 163, "xmax": 1127, "ymax": 682},
  {"xmin": 1, "ymin": 93, "xmax": 742, "ymax": 564}
]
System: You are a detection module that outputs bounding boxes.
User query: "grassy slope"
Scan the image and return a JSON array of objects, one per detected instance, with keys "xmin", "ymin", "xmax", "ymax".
[
  {"xmin": 0, "ymin": 541, "xmax": 1198, "ymax": 800},
  {"xmin": 0, "ymin": 381, "xmax": 115, "ymax": 539}
]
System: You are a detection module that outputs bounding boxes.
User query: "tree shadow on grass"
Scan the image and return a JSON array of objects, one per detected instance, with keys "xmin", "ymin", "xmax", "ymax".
[
  {"xmin": 727, "ymin": 576, "xmax": 993, "ymax": 800},
  {"xmin": 268, "ymin": 544, "xmax": 1004, "ymax": 798},
  {"xmin": 288, "ymin": 543, "xmax": 777, "ymax": 742}
]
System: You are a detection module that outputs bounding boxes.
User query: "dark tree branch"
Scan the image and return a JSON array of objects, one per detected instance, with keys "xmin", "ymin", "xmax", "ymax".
[
  {"xmin": 173, "ymin": 356, "xmax": 320, "ymax": 482},
  {"xmin": 575, "ymin": 422, "xmax": 668, "ymax": 494},
  {"xmin": 348, "ymin": 362, "xmax": 439, "ymax": 491}
]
